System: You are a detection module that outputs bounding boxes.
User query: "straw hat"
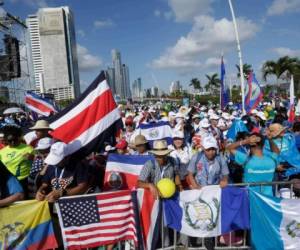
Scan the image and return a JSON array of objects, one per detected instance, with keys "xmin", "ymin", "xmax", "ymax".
[
  {"xmin": 150, "ymin": 140, "xmax": 172, "ymax": 156},
  {"xmin": 134, "ymin": 135, "xmax": 148, "ymax": 146},
  {"xmin": 269, "ymin": 123, "xmax": 286, "ymax": 138},
  {"xmin": 30, "ymin": 120, "xmax": 52, "ymax": 130}
]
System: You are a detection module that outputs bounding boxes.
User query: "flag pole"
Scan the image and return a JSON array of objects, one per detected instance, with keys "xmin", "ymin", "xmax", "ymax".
[{"xmin": 228, "ymin": 0, "xmax": 245, "ymax": 113}]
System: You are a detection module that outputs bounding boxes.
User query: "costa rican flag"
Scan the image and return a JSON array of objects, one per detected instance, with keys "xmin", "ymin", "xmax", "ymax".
[
  {"xmin": 48, "ymin": 71, "xmax": 123, "ymax": 157},
  {"xmin": 25, "ymin": 91, "xmax": 58, "ymax": 117},
  {"xmin": 103, "ymin": 154, "xmax": 160, "ymax": 250}
]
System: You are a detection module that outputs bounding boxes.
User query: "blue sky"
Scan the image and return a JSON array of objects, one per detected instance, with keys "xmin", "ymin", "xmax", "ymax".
[{"xmin": 3, "ymin": 0, "xmax": 300, "ymax": 92}]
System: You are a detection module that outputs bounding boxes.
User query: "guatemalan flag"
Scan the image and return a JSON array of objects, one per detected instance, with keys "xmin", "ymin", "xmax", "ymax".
[
  {"xmin": 244, "ymin": 72, "xmax": 263, "ymax": 113},
  {"xmin": 164, "ymin": 186, "xmax": 250, "ymax": 237},
  {"xmin": 25, "ymin": 91, "xmax": 58, "ymax": 117},
  {"xmin": 136, "ymin": 121, "xmax": 173, "ymax": 148},
  {"xmin": 250, "ymin": 190, "xmax": 300, "ymax": 250},
  {"xmin": 103, "ymin": 154, "xmax": 160, "ymax": 250},
  {"xmin": 48, "ymin": 71, "xmax": 123, "ymax": 157}
]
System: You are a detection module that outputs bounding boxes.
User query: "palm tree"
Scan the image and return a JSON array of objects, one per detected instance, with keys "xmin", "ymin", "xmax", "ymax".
[
  {"xmin": 205, "ymin": 73, "xmax": 220, "ymax": 94},
  {"xmin": 262, "ymin": 56, "xmax": 298, "ymax": 84},
  {"xmin": 236, "ymin": 63, "xmax": 252, "ymax": 79},
  {"xmin": 189, "ymin": 78, "xmax": 201, "ymax": 92}
]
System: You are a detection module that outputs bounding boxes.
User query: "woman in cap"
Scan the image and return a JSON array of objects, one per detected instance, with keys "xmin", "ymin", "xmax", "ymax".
[{"xmin": 169, "ymin": 130, "xmax": 191, "ymax": 189}]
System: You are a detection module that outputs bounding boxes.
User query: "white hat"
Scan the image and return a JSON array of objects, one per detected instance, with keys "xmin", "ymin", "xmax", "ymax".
[
  {"xmin": 44, "ymin": 142, "xmax": 69, "ymax": 165},
  {"xmin": 200, "ymin": 118, "xmax": 210, "ymax": 128},
  {"xmin": 168, "ymin": 111, "xmax": 176, "ymax": 118},
  {"xmin": 202, "ymin": 136, "xmax": 218, "ymax": 150},
  {"xmin": 200, "ymin": 106, "xmax": 207, "ymax": 111},
  {"xmin": 222, "ymin": 112, "xmax": 231, "ymax": 120},
  {"xmin": 256, "ymin": 111, "xmax": 266, "ymax": 121},
  {"xmin": 228, "ymin": 102, "xmax": 233, "ymax": 106},
  {"xmin": 30, "ymin": 120, "xmax": 52, "ymax": 130},
  {"xmin": 208, "ymin": 109, "xmax": 214, "ymax": 116},
  {"xmin": 35, "ymin": 137, "xmax": 54, "ymax": 150},
  {"xmin": 209, "ymin": 114, "xmax": 220, "ymax": 120},
  {"xmin": 172, "ymin": 130, "xmax": 184, "ymax": 139},
  {"xmin": 175, "ymin": 113, "xmax": 185, "ymax": 119},
  {"xmin": 105, "ymin": 145, "xmax": 116, "ymax": 152},
  {"xmin": 192, "ymin": 114, "xmax": 201, "ymax": 119}
]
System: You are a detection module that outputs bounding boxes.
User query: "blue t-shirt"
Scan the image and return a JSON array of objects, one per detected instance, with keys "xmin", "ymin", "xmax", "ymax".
[
  {"xmin": 234, "ymin": 150, "xmax": 277, "ymax": 196},
  {"xmin": 5, "ymin": 175, "xmax": 23, "ymax": 197}
]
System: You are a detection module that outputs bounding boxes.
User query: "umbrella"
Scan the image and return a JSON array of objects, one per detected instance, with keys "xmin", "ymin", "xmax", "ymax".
[{"xmin": 3, "ymin": 107, "xmax": 25, "ymax": 115}]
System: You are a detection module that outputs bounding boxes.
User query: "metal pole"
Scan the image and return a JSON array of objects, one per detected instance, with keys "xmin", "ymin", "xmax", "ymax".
[{"xmin": 228, "ymin": 0, "xmax": 245, "ymax": 114}]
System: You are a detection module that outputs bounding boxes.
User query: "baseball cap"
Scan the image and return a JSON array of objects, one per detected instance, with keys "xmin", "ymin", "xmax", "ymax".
[
  {"xmin": 172, "ymin": 130, "xmax": 184, "ymax": 139},
  {"xmin": 35, "ymin": 137, "xmax": 54, "ymax": 150},
  {"xmin": 44, "ymin": 142, "xmax": 69, "ymax": 165},
  {"xmin": 202, "ymin": 136, "xmax": 218, "ymax": 150}
]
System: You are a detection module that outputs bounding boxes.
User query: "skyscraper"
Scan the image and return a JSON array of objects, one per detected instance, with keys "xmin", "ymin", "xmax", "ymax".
[
  {"xmin": 105, "ymin": 67, "xmax": 115, "ymax": 95},
  {"xmin": 122, "ymin": 64, "xmax": 131, "ymax": 98},
  {"xmin": 111, "ymin": 49, "xmax": 124, "ymax": 98},
  {"xmin": 26, "ymin": 6, "xmax": 80, "ymax": 101}
]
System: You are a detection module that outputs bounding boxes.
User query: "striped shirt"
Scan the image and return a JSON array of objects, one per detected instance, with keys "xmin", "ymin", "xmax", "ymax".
[{"xmin": 138, "ymin": 156, "xmax": 178, "ymax": 184}]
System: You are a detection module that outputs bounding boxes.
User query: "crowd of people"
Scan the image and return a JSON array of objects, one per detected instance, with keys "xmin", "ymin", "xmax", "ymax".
[{"xmin": 1, "ymin": 98, "xmax": 300, "ymax": 249}]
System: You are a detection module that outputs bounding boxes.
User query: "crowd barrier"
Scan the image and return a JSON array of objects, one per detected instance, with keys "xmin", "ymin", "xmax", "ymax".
[{"xmin": 156, "ymin": 181, "xmax": 298, "ymax": 250}]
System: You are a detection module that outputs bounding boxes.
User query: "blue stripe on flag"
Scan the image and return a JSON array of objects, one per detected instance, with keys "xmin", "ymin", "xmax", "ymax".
[
  {"xmin": 107, "ymin": 154, "xmax": 154, "ymax": 165},
  {"xmin": 249, "ymin": 190, "xmax": 284, "ymax": 250},
  {"xmin": 138, "ymin": 121, "xmax": 171, "ymax": 129}
]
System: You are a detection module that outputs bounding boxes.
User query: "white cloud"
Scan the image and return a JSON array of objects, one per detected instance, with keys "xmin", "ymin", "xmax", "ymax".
[
  {"xmin": 154, "ymin": 9, "xmax": 161, "ymax": 17},
  {"xmin": 204, "ymin": 57, "xmax": 227, "ymax": 68},
  {"xmin": 77, "ymin": 29, "xmax": 85, "ymax": 38},
  {"xmin": 94, "ymin": 19, "xmax": 114, "ymax": 28},
  {"xmin": 167, "ymin": 0, "xmax": 212, "ymax": 22},
  {"xmin": 163, "ymin": 11, "xmax": 173, "ymax": 20},
  {"xmin": 9, "ymin": 0, "xmax": 47, "ymax": 8},
  {"xmin": 77, "ymin": 44, "xmax": 102, "ymax": 72},
  {"xmin": 267, "ymin": 0, "xmax": 300, "ymax": 15},
  {"xmin": 150, "ymin": 15, "xmax": 258, "ymax": 70},
  {"xmin": 271, "ymin": 47, "xmax": 300, "ymax": 57}
]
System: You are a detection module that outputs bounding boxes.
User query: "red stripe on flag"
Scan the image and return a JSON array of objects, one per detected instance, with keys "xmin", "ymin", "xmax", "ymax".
[
  {"xmin": 104, "ymin": 172, "xmax": 139, "ymax": 190},
  {"xmin": 65, "ymin": 227, "xmax": 136, "ymax": 242},
  {"xmin": 25, "ymin": 97, "xmax": 53, "ymax": 113},
  {"xmin": 96, "ymin": 190, "xmax": 132, "ymax": 200},
  {"xmin": 51, "ymin": 89, "xmax": 116, "ymax": 143},
  {"xmin": 99, "ymin": 214, "xmax": 135, "ymax": 223},
  {"xmin": 64, "ymin": 221, "xmax": 136, "ymax": 235},
  {"xmin": 27, "ymin": 234, "xmax": 58, "ymax": 250},
  {"xmin": 98, "ymin": 199, "xmax": 133, "ymax": 207},
  {"xmin": 99, "ymin": 207, "xmax": 134, "ymax": 215}
]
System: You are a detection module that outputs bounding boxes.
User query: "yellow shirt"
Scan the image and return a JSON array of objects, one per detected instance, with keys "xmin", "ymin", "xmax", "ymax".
[{"xmin": 0, "ymin": 144, "xmax": 34, "ymax": 180}]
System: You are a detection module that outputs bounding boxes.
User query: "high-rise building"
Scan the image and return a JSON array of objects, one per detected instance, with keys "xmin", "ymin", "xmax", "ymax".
[
  {"xmin": 105, "ymin": 67, "xmax": 115, "ymax": 95},
  {"xmin": 170, "ymin": 81, "xmax": 182, "ymax": 94},
  {"xmin": 26, "ymin": 6, "xmax": 80, "ymax": 101},
  {"xmin": 122, "ymin": 64, "xmax": 131, "ymax": 98},
  {"xmin": 132, "ymin": 77, "xmax": 142, "ymax": 98},
  {"xmin": 111, "ymin": 49, "xmax": 124, "ymax": 98}
]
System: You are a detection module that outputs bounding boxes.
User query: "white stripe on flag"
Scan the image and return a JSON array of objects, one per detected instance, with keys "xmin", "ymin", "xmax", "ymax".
[
  {"xmin": 50, "ymin": 79, "xmax": 109, "ymax": 129},
  {"xmin": 99, "ymin": 204, "xmax": 133, "ymax": 212},
  {"xmin": 100, "ymin": 210, "xmax": 134, "ymax": 220},
  {"xmin": 106, "ymin": 162, "xmax": 144, "ymax": 176},
  {"xmin": 67, "ymin": 108, "xmax": 120, "ymax": 155},
  {"xmin": 97, "ymin": 195, "xmax": 132, "ymax": 205},
  {"xmin": 26, "ymin": 104, "xmax": 49, "ymax": 116}
]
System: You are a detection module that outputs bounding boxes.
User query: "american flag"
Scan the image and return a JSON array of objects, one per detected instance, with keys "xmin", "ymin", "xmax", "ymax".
[{"xmin": 56, "ymin": 190, "xmax": 140, "ymax": 250}]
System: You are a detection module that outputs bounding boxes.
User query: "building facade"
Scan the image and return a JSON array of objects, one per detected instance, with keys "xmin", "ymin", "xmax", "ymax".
[{"xmin": 26, "ymin": 6, "xmax": 80, "ymax": 101}]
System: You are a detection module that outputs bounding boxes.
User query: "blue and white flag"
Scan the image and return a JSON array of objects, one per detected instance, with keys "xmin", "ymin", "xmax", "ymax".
[
  {"xmin": 250, "ymin": 190, "xmax": 300, "ymax": 250},
  {"xmin": 136, "ymin": 121, "xmax": 173, "ymax": 147},
  {"xmin": 244, "ymin": 72, "xmax": 263, "ymax": 113},
  {"xmin": 163, "ymin": 186, "xmax": 249, "ymax": 237},
  {"xmin": 220, "ymin": 56, "xmax": 229, "ymax": 110}
]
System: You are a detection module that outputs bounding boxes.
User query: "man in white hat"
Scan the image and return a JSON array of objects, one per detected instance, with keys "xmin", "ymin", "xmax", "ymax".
[
  {"xmin": 29, "ymin": 120, "xmax": 53, "ymax": 147},
  {"xmin": 192, "ymin": 114, "xmax": 201, "ymax": 133},
  {"xmin": 187, "ymin": 136, "xmax": 229, "ymax": 189},
  {"xmin": 138, "ymin": 139, "xmax": 182, "ymax": 199}
]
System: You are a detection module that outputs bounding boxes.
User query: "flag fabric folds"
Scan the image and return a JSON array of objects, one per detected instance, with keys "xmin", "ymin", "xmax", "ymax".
[
  {"xmin": 244, "ymin": 72, "xmax": 263, "ymax": 113},
  {"xmin": 163, "ymin": 186, "xmax": 249, "ymax": 237},
  {"xmin": 56, "ymin": 190, "xmax": 140, "ymax": 250},
  {"xmin": 104, "ymin": 154, "xmax": 154, "ymax": 190},
  {"xmin": 136, "ymin": 121, "xmax": 173, "ymax": 147},
  {"xmin": 288, "ymin": 75, "xmax": 295, "ymax": 123},
  {"xmin": 249, "ymin": 190, "xmax": 300, "ymax": 250},
  {"xmin": 0, "ymin": 200, "xmax": 57, "ymax": 250},
  {"xmin": 220, "ymin": 56, "xmax": 229, "ymax": 109},
  {"xmin": 25, "ymin": 91, "xmax": 58, "ymax": 117},
  {"xmin": 48, "ymin": 71, "xmax": 122, "ymax": 157}
]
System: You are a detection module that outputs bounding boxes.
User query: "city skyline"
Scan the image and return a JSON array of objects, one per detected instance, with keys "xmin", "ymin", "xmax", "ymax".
[{"xmin": 2, "ymin": 0, "xmax": 300, "ymax": 93}]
